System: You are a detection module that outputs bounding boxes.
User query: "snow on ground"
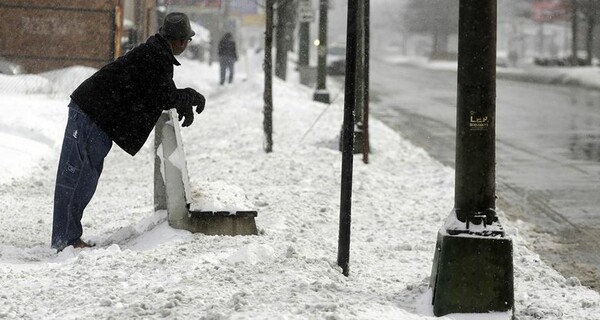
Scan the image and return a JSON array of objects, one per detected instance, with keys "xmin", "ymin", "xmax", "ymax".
[{"xmin": 0, "ymin": 55, "xmax": 599, "ymax": 319}]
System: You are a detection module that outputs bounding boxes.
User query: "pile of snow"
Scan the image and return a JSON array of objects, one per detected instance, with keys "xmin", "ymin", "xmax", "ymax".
[
  {"xmin": 0, "ymin": 55, "xmax": 599, "ymax": 319},
  {"xmin": 189, "ymin": 180, "xmax": 256, "ymax": 213}
]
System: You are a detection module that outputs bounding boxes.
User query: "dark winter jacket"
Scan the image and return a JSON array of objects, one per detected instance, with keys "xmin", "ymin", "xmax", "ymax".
[
  {"xmin": 71, "ymin": 34, "xmax": 181, "ymax": 156},
  {"xmin": 218, "ymin": 33, "xmax": 238, "ymax": 61}
]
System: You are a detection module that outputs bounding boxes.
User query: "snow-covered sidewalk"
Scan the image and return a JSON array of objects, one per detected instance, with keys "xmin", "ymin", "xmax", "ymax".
[{"xmin": 0, "ymin": 58, "xmax": 599, "ymax": 319}]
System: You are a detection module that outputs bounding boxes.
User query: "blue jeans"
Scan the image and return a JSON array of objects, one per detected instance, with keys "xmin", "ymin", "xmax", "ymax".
[
  {"xmin": 51, "ymin": 101, "xmax": 112, "ymax": 250},
  {"xmin": 219, "ymin": 58, "xmax": 235, "ymax": 85}
]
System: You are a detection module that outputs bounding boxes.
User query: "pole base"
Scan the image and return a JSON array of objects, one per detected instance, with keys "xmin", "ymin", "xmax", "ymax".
[
  {"xmin": 430, "ymin": 224, "xmax": 514, "ymax": 317},
  {"xmin": 313, "ymin": 90, "xmax": 330, "ymax": 104}
]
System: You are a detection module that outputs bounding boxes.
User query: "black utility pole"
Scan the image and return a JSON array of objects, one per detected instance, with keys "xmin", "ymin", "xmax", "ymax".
[
  {"xmin": 454, "ymin": 1, "xmax": 496, "ymax": 225},
  {"xmin": 429, "ymin": 0, "xmax": 514, "ymax": 316},
  {"xmin": 313, "ymin": 0, "xmax": 330, "ymax": 103},
  {"xmin": 337, "ymin": 0, "xmax": 358, "ymax": 277}
]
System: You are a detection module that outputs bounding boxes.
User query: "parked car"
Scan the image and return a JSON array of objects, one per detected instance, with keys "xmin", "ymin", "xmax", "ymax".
[
  {"xmin": 327, "ymin": 45, "xmax": 346, "ymax": 76},
  {"xmin": 0, "ymin": 58, "xmax": 24, "ymax": 75}
]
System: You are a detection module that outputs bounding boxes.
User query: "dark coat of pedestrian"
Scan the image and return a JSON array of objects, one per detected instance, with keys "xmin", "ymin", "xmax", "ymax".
[
  {"xmin": 218, "ymin": 32, "xmax": 238, "ymax": 85},
  {"xmin": 51, "ymin": 12, "xmax": 205, "ymax": 251}
]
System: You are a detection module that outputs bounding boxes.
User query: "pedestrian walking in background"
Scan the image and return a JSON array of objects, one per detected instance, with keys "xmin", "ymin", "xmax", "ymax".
[
  {"xmin": 51, "ymin": 12, "xmax": 206, "ymax": 251},
  {"xmin": 218, "ymin": 32, "xmax": 238, "ymax": 85}
]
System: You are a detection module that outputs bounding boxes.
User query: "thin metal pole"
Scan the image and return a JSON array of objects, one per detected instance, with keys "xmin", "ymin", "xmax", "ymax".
[
  {"xmin": 362, "ymin": 0, "xmax": 370, "ymax": 164},
  {"xmin": 263, "ymin": 0, "xmax": 274, "ymax": 153},
  {"xmin": 337, "ymin": 0, "xmax": 358, "ymax": 277}
]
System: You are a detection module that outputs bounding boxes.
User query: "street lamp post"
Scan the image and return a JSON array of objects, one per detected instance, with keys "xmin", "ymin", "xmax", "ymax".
[{"xmin": 429, "ymin": 0, "xmax": 514, "ymax": 316}]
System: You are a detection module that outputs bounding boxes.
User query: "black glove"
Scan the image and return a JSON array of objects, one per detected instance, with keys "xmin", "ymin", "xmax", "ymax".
[
  {"xmin": 176, "ymin": 88, "xmax": 205, "ymax": 112},
  {"xmin": 194, "ymin": 92, "xmax": 206, "ymax": 114},
  {"xmin": 177, "ymin": 105, "xmax": 194, "ymax": 127},
  {"xmin": 174, "ymin": 88, "xmax": 203, "ymax": 127}
]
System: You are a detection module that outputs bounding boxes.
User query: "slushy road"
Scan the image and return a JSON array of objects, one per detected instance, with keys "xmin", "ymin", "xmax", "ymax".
[{"xmin": 366, "ymin": 59, "xmax": 600, "ymax": 290}]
